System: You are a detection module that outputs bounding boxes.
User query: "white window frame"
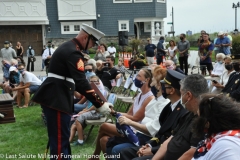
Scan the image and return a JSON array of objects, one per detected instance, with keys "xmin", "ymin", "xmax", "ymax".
[
  {"xmin": 113, "ymin": 0, "xmax": 132, "ymax": 3},
  {"xmin": 144, "ymin": 22, "xmax": 151, "ymax": 32},
  {"xmin": 60, "ymin": 21, "xmax": 93, "ymax": 34},
  {"xmin": 134, "ymin": 0, "xmax": 152, "ymax": 3},
  {"xmin": 157, "ymin": 0, "xmax": 166, "ymax": 3},
  {"xmin": 118, "ymin": 20, "xmax": 129, "ymax": 32}
]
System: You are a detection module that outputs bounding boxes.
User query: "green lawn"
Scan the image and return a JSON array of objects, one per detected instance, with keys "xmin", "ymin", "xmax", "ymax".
[{"xmin": 0, "ymin": 105, "xmax": 106, "ymax": 160}]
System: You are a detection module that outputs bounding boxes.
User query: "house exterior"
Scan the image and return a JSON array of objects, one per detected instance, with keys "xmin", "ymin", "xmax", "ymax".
[{"xmin": 0, "ymin": 0, "xmax": 167, "ymax": 55}]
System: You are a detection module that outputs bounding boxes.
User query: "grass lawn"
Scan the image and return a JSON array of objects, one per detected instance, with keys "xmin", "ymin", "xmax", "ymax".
[{"xmin": 0, "ymin": 105, "xmax": 106, "ymax": 160}]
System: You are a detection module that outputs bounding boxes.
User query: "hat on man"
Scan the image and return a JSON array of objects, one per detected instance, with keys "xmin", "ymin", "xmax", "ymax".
[
  {"xmin": 47, "ymin": 41, "xmax": 52, "ymax": 44},
  {"xmin": 4, "ymin": 41, "xmax": 9, "ymax": 44},
  {"xmin": 160, "ymin": 70, "xmax": 186, "ymax": 90},
  {"xmin": 81, "ymin": 23, "xmax": 105, "ymax": 41},
  {"xmin": 9, "ymin": 66, "xmax": 17, "ymax": 72},
  {"xmin": 218, "ymin": 31, "xmax": 224, "ymax": 36}
]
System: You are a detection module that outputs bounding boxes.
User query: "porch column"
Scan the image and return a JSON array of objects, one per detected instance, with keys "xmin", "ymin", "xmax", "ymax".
[{"xmin": 151, "ymin": 21, "xmax": 155, "ymax": 40}]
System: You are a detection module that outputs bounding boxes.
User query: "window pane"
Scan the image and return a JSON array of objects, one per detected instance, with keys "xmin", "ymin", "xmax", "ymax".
[
  {"xmin": 74, "ymin": 25, "xmax": 80, "ymax": 31},
  {"xmin": 121, "ymin": 24, "xmax": 127, "ymax": 29},
  {"xmin": 64, "ymin": 25, "xmax": 70, "ymax": 31}
]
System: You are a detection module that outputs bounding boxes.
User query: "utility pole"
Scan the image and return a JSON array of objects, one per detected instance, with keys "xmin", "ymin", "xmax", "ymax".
[{"xmin": 233, "ymin": 2, "xmax": 240, "ymax": 34}]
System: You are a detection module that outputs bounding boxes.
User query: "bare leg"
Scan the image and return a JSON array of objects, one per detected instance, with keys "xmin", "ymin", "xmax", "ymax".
[
  {"xmin": 75, "ymin": 121, "xmax": 84, "ymax": 141},
  {"xmin": 69, "ymin": 124, "xmax": 77, "ymax": 142},
  {"xmin": 17, "ymin": 90, "xmax": 23, "ymax": 106},
  {"xmin": 24, "ymin": 88, "xmax": 30, "ymax": 107},
  {"xmin": 100, "ymin": 136, "xmax": 110, "ymax": 154},
  {"xmin": 89, "ymin": 123, "xmax": 121, "ymax": 160}
]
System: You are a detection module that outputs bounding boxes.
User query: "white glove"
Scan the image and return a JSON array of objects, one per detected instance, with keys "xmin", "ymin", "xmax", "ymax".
[
  {"xmin": 0, "ymin": 113, "xmax": 4, "ymax": 118},
  {"xmin": 96, "ymin": 102, "xmax": 113, "ymax": 115}
]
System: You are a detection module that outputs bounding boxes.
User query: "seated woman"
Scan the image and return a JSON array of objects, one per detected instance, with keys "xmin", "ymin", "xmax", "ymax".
[
  {"xmin": 106, "ymin": 67, "xmax": 170, "ymax": 159},
  {"xmin": 69, "ymin": 75, "xmax": 107, "ymax": 145},
  {"xmin": 192, "ymin": 93, "xmax": 240, "ymax": 160},
  {"xmin": 94, "ymin": 43, "xmax": 109, "ymax": 61},
  {"xmin": 211, "ymin": 56, "xmax": 235, "ymax": 93},
  {"xmin": 89, "ymin": 68, "xmax": 154, "ymax": 160},
  {"xmin": 74, "ymin": 64, "xmax": 96, "ymax": 113},
  {"xmin": 211, "ymin": 53, "xmax": 225, "ymax": 78}
]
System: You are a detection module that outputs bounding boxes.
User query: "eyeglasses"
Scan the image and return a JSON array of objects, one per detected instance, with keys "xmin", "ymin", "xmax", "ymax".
[{"xmin": 85, "ymin": 69, "xmax": 93, "ymax": 72}]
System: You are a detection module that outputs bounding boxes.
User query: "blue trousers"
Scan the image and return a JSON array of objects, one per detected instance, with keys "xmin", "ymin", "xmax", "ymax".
[
  {"xmin": 42, "ymin": 105, "xmax": 71, "ymax": 160},
  {"xmin": 107, "ymin": 132, "xmax": 152, "ymax": 160}
]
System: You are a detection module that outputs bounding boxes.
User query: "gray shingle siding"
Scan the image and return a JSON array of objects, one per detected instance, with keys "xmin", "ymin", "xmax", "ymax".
[
  {"xmin": 45, "ymin": 0, "xmax": 166, "ymax": 38},
  {"xmin": 155, "ymin": 1, "xmax": 167, "ymax": 17},
  {"xmin": 96, "ymin": 0, "xmax": 167, "ymax": 37}
]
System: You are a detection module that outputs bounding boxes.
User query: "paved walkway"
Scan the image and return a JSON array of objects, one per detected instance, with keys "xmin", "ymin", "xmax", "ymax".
[
  {"xmin": 0, "ymin": 56, "xmax": 46, "ymax": 82},
  {"xmin": 0, "ymin": 56, "xmax": 202, "ymax": 82}
]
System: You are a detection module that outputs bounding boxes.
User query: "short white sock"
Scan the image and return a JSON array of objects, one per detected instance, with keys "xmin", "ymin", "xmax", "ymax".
[{"xmin": 78, "ymin": 139, "xmax": 84, "ymax": 144}]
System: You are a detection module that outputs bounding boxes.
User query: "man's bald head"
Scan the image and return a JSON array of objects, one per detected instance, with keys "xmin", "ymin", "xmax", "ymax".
[{"xmin": 165, "ymin": 60, "xmax": 176, "ymax": 70}]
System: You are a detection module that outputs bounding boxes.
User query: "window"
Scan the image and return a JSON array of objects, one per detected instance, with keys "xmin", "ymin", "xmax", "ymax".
[
  {"xmin": 74, "ymin": 25, "xmax": 80, "ymax": 31},
  {"xmin": 64, "ymin": 25, "xmax": 70, "ymax": 31},
  {"xmin": 60, "ymin": 21, "xmax": 93, "ymax": 34},
  {"xmin": 113, "ymin": 0, "xmax": 132, "ymax": 3},
  {"xmin": 118, "ymin": 20, "xmax": 129, "ymax": 32},
  {"xmin": 134, "ymin": 0, "xmax": 152, "ymax": 2},
  {"xmin": 157, "ymin": 0, "xmax": 165, "ymax": 3},
  {"xmin": 121, "ymin": 24, "xmax": 127, "ymax": 30},
  {"xmin": 144, "ymin": 22, "xmax": 151, "ymax": 32}
]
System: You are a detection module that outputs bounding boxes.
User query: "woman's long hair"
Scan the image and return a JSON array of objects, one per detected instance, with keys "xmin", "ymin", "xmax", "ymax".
[{"xmin": 192, "ymin": 93, "xmax": 240, "ymax": 138}]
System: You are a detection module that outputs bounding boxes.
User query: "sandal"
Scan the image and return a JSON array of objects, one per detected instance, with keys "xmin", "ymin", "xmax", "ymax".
[
  {"xmin": 22, "ymin": 105, "xmax": 28, "ymax": 108},
  {"xmin": 16, "ymin": 106, "xmax": 23, "ymax": 109}
]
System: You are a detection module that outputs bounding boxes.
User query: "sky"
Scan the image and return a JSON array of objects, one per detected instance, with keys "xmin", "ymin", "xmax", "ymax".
[{"xmin": 164, "ymin": 0, "xmax": 240, "ymax": 36}]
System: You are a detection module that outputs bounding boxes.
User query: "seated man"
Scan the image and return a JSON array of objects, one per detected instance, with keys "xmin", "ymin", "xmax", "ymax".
[
  {"xmin": 222, "ymin": 61, "xmax": 240, "ymax": 101},
  {"xmin": 150, "ymin": 74, "xmax": 209, "ymax": 160},
  {"xmin": 12, "ymin": 63, "xmax": 42, "ymax": 108},
  {"xmin": 119, "ymin": 70, "xmax": 187, "ymax": 160},
  {"xmin": 130, "ymin": 54, "xmax": 147, "ymax": 70},
  {"xmin": 165, "ymin": 60, "xmax": 184, "ymax": 74},
  {"xmin": 96, "ymin": 55, "xmax": 121, "ymax": 90},
  {"xmin": 3, "ymin": 66, "xmax": 20, "ymax": 97},
  {"xmin": 70, "ymin": 75, "xmax": 107, "ymax": 145}
]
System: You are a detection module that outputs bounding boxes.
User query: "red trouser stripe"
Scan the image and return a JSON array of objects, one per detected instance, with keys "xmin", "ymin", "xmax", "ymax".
[{"xmin": 57, "ymin": 111, "xmax": 62, "ymax": 160}]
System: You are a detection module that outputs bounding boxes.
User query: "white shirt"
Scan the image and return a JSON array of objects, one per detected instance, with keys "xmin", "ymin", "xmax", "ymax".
[
  {"xmin": 212, "ymin": 63, "xmax": 225, "ymax": 76},
  {"xmin": 192, "ymin": 136, "xmax": 240, "ymax": 160},
  {"xmin": 211, "ymin": 70, "xmax": 235, "ymax": 94},
  {"xmin": 139, "ymin": 96, "xmax": 170, "ymax": 137},
  {"xmin": 171, "ymin": 99, "xmax": 180, "ymax": 111},
  {"xmin": 42, "ymin": 48, "xmax": 55, "ymax": 60},
  {"xmin": 167, "ymin": 46, "xmax": 178, "ymax": 60},
  {"xmin": 20, "ymin": 71, "xmax": 42, "ymax": 86},
  {"xmin": 107, "ymin": 46, "xmax": 116, "ymax": 57}
]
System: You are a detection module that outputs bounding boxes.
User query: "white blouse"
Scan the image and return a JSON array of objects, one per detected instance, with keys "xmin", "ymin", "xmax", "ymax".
[{"xmin": 167, "ymin": 46, "xmax": 178, "ymax": 60}]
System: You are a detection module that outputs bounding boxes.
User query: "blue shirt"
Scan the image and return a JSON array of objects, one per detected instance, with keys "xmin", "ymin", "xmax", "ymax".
[
  {"xmin": 145, "ymin": 44, "xmax": 156, "ymax": 57},
  {"xmin": 215, "ymin": 36, "xmax": 231, "ymax": 55}
]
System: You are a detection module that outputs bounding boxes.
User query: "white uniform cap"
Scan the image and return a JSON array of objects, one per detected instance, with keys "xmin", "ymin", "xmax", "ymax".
[
  {"xmin": 81, "ymin": 23, "xmax": 105, "ymax": 41},
  {"xmin": 9, "ymin": 66, "xmax": 17, "ymax": 72}
]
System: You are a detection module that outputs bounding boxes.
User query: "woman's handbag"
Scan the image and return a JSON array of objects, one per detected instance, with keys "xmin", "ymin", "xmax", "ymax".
[{"xmin": 30, "ymin": 56, "xmax": 36, "ymax": 62}]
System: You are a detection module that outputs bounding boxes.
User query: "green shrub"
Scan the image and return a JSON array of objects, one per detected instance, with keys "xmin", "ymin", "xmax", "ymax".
[
  {"xmin": 88, "ymin": 48, "xmax": 96, "ymax": 55},
  {"xmin": 232, "ymin": 35, "xmax": 240, "ymax": 55}
]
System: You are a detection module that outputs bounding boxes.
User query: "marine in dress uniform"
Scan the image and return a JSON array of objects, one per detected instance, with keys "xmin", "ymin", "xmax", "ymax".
[
  {"xmin": 120, "ymin": 70, "xmax": 187, "ymax": 160},
  {"xmin": 32, "ymin": 24, "xmax": 112, "ymax": 160}
]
